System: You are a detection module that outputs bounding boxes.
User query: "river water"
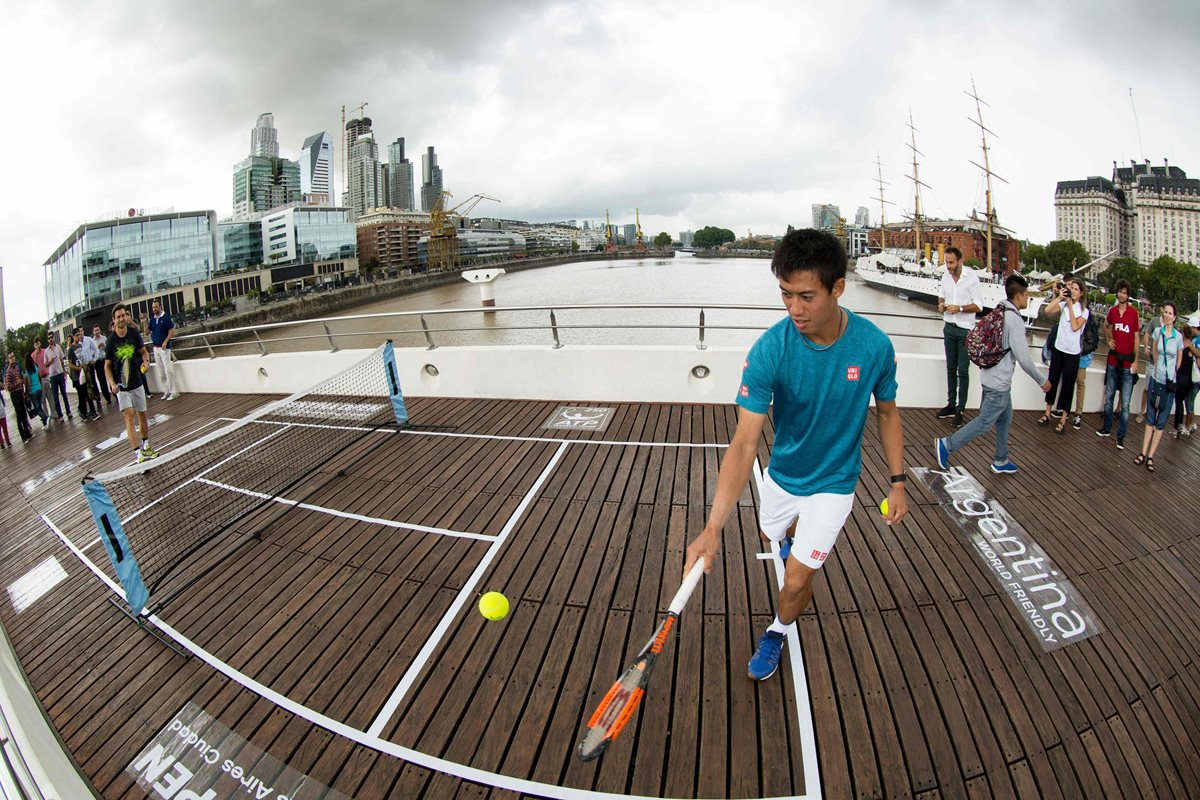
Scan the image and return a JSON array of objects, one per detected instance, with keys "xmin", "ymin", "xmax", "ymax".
[{"xmin": 209, "ymin": 253, "xmax": 952, "ymax": 357}]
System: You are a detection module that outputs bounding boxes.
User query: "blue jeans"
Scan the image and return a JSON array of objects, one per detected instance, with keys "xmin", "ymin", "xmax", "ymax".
[
  {"xmin": 1145, "ymin": 378, "xmax": 1175, "ymax": 431},
  {"xmin": 1102, "ymin": 363, "xmax": 1134, "ymax": 438},
  {"xmin": 48, "ymin": 373, "xmax": 71, "ymax": 418},
  {"xmin": 945, "ymin": 386, "xmax": 1013, "ymax": 465}
]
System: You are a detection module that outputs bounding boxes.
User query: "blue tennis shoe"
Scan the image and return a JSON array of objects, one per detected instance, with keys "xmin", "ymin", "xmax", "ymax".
[
  {"xmin": 748, "ymin": 630, "xmax": 786, "ymax": 681},
  {"xmin": 778, "ymin": 536, "xmax": 793, "ymax": 562},
  {"xmin": 934, "ymin": 437, "xmax": 949, "ymax": 469}
]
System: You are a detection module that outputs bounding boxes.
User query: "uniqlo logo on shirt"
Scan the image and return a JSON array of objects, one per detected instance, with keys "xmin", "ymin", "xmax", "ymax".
[
  {"xmin": 743, "ymin": 359, "xmax": 749, "ymax": 369},
  {"xmin": 811, "ymin": 549, "xmax": 828, "ymax": 562},
  {"xmin": 846, "ymin": 366, "xmax": 860, "ymax": 381},
  {"xmin": 739, "ymin": 385, "xmax": 749, "ymax": 398}
]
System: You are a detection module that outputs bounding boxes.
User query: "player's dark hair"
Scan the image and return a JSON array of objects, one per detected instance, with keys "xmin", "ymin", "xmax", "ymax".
[
  {"xmin": 1005, "ymin": 273, "xmax": 1028, "ymax": 301},
  {"xmin": 771, "ymin": 228, "xmax": 846, "ymax": 291},
  {"xmin": 1114, "ymin": 278, "xmax": 1131, "ymax": 295},
  {"xmin": 112, "ymin": 302, "xmax": 127, "ymax": 320},
  {"xmin": 946, "ymin": 246, "xmax": 963, "ymax": 260}
]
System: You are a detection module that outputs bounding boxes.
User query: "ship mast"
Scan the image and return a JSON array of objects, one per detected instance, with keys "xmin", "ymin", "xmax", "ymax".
[
  {"xmin": 966, "ymin": 78, "xmax": 1008, "ymax": 273},
  {"xmin": 873, "ymin": 152, "xmax": 894, "ymax": 251},
  {"xmin": 905, "ymin": 108, "xmax": 931, "ymax": 261}
]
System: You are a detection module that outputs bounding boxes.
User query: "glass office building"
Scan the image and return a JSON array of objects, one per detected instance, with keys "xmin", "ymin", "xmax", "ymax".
[
  {"xmin": 44, "ymin": 211, "xmax": 217, "ymax": 326},
  {"xmin": 217, "ymin": 220, "xmax": 265, "ymax": 273},
  {"xmin": 262, "ymin": 206, "xmax": 356, "ymax": 266}
]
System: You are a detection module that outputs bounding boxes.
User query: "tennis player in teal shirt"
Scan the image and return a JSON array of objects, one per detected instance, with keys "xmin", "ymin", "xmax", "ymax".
[{"xmin": 685, "ymin": 228, "xmax": 909, "ymax": 681}]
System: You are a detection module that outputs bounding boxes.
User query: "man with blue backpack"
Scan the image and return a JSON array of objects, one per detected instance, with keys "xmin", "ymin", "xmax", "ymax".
[{"xmin": 935, "ymin": 274, "xmax": 1052, "ymax": 474}]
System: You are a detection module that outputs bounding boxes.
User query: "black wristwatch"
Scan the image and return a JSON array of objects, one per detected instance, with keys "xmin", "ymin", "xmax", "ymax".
[{"xmin": 890, "ymin": 473, "xmax": 907, "ymax": 485}]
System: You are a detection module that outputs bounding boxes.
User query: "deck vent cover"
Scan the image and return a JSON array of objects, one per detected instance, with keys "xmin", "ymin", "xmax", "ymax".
[
  {"xmin": 423, "ymin": 364, "xmax": 440, "ymax": 376},
  {"xmin": 691, "ymin": 365, "xmax": 710, "ymax": 379}
]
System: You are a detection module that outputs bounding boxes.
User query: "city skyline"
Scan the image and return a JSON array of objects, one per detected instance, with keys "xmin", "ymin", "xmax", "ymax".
[{"xmin": 3, "ymin": 0, "xmax": 1200, "ymax": 325}]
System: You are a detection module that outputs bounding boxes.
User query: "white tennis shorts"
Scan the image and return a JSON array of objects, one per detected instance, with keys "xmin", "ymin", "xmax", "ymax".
[{"xmin": 759, "ymin": 470, "xmax": 855, "ymax": 569}]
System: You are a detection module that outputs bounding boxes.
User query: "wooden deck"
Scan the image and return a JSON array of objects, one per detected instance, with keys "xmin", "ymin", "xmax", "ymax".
[{"xmin": 2, "ymin": 391, "xmax": 1200, "ymax": 799}]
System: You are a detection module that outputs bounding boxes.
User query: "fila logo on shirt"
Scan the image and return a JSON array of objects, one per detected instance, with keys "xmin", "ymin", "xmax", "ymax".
[
  {"xmin": 846, "ymin": 366, "xmax": 860, "ymax": 381},
  {"xmin": 1114, "ymin": 322, "xmax": 1133, "ymax": 334}
]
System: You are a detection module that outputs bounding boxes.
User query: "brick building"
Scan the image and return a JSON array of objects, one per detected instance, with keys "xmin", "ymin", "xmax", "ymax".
[
  {"xmin": 355, "ymin": 209, "xmax": 429, "ymax": 271},
  {"xmin": 866, "ymin": 217, "xmax": 1020, "ymax": 274}
]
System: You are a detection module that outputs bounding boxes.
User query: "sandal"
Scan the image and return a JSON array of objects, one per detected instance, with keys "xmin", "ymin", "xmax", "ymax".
[
  {"xmin": 1134, "ymin": 454, "xmax": 1146, "ymax": 466},
  {"xmin": 1037, "ymin": 413, "xmax": 1051, "ymax": 426},
  {"xmin": 1146, "ymin": 457, "xmax": 1155, "ymax": 473},
  {"xmin": 1055, "ymin": 414, "xmax": 1068, "ymax": 433}
]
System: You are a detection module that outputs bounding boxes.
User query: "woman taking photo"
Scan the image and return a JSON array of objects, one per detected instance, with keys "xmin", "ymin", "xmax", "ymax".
[
  {"xmin": 1039, "ymin": 277, "xmax": 1089, "ymax": 433},
  {"xmin": 1136, "ymin": 302, "xmax": 1182, "ymax": 471}
]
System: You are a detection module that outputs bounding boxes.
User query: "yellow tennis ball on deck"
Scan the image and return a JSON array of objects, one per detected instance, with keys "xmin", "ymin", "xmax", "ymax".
[
  {"xmin": 479, "ymin": 591, "xmax": 509, "ymax": 621},
  {"xmin": 879, "ymin": 498, "xmax": 889, "ymax": 516}
]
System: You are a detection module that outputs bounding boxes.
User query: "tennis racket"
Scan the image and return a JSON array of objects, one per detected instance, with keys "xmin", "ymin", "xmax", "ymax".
[{"xmin": 576, "ymin": 559, "xmax": 706, "ymax": 761}]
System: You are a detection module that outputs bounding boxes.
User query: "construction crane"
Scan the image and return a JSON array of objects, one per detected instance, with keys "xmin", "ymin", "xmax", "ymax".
[
  {"xmin": 426, "ymin": 191, "xmax": 500, "ymax": 272},
  {"xmin": 634, "ymin": 208, "xmax": 647, "ymax": 253},
  {"xmin": 604, "ymin": 209, "xmax": 617, "ymax": 253}
]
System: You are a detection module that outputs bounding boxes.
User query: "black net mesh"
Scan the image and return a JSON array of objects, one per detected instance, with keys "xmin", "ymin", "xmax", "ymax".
[{"xmin": 87, "ymin": 345, "xmax": 396, "ymax": 598}]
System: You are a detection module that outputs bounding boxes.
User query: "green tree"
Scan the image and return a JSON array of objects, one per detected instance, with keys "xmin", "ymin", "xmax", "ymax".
[
  {"xmin": 963, "ymin": 257, "xmax": 983, "ymax": 268},
  {"xmin": 1096, "ymin": 257, "xmax": 1146, "ymax": 295},
  {"xmin": 1020, "ymin": 242, "xmax": 1048, "ymax": 271},
  {"xmin": 1044, "ymin": 239, "xmax": 1091, "ymax": 275},
  {"xmin": 693, "ymin": 226, "xmax": 736, "ymax": 249},
  {"xmin": 653, "ymin": 231, "xmax": 672, "ymax": 249},
  {"xmin": 3, "ymin": 322, "xmax": 49, "ymax": 364},
  {"xmin": 1141, "ymin": 255, "xmax": 1200, "ymax": 312},
  {"xmin": 570, "ymin": 240, "xmax": 580, "ymax": 252}
]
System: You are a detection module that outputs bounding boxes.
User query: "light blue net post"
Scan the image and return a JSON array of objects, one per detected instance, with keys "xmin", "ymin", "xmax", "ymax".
[
  {"xmin": 82, "ymin": 478, "xmax": 149, "ymax": 617},
  {"xmin": 383, "ymin": 340, "xmax": 409, "ymax": 427}
]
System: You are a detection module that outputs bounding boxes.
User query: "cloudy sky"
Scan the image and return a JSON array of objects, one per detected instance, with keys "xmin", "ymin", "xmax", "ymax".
[{"xmin": 2, "ymin": 0, "xmax": 1198, "ymax": 326}]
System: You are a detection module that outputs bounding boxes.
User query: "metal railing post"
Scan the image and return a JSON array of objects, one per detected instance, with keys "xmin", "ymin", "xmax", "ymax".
[
  {"xmin": 697, "ymin": 308, "xmax": 707, "ymax": 350},
  {"xmin": 203, "ymin": 336, "xmax": 215, "ymax": 359},
  {"xmin": 252, "ymin": 329, "xmax": 268, "ymax": 356},
  {"xmin": 550, "ymin": 309, "xmax": 562, "ymax": 349},
  {"xmin": 324, "ymin": 323, "xmax": 338, "ymax": 352},
  {"xmin": 421, "ymin": 315, "xmax": 437, "ymax": 350}
]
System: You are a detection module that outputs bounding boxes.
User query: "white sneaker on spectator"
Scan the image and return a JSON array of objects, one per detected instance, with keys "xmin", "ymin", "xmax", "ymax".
[{"xmin": 166, "ymin": 392, "xmax": 179, "ymax": 401}]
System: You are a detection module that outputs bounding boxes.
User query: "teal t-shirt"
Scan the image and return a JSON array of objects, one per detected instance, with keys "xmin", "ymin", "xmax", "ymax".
[{"xmin": 737, "ymin": 309, "xmax": 898, "ymax": 495}]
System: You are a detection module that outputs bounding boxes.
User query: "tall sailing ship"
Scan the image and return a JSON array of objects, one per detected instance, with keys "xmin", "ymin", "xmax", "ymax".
[{"xmin": 854, "ymin": 87, "xmax": 1047, "ymax": 320}]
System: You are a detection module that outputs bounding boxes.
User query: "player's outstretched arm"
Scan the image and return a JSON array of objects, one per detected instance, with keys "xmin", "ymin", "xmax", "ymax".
[
  {"xmin": 876, "ymin": 400, "xmax": 909, "ymax": 526},
  {"xmin": 685, "ymin": 407, "xmax": 766, "ymax": 574}
]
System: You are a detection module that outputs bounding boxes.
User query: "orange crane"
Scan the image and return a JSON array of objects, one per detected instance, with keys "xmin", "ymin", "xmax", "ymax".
[
  {"xmin": 427, "ymin": 191, "xmax": 500, "ymax": 272},
  {"xmin": 634, "ymin": 208, "xmax": 647, "ymax": 253}
]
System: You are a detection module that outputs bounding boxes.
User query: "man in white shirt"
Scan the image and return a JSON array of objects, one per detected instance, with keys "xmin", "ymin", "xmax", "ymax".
[{"xmin": 936, "ymin": 246, "xmax": 983, "ymax": 427}]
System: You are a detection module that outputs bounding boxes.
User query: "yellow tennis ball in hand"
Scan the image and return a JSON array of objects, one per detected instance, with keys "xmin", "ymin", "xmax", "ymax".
[
  {"xmin": 879, "ymin": 498, "xmax": 889, "ymax": 516},
  {"xmin": 479, "ymin": 591, "xmax": 509, "ymax": 621}
]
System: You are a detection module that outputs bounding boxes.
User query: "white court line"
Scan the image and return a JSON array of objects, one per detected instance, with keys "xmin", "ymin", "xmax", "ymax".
[
  {"xmin": 122, "ymin": 425, "xmax": 292, "ymax": 523},
  {"xmin": 196, "ymin": 478, "xmax": 496, "ymax": 543},
  {"xmin": 753, "ymin": 459, "xmax": 823, "ymax": 800},
  {"xmin": 219, "ymin": 417, "xmax": 730, "ymax": 448},
  {"xmin": 218, "ymin": 417, "xmax": 390, "ymax": 434},
  {"xmin": 41, "ymin": 512, "xmax": 804, "ymax": 800},
  {"xmin": 366, "ymin": 440, "xmax": 570, "ymax": 738}
]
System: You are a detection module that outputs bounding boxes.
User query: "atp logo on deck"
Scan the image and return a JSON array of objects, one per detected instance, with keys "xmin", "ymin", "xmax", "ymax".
[
  {"xmin": 845, "ymin": 366, "xmax": 860, "ymax": 381},
  {"xmin": 542, "ymin": 406, "xmax": 615, "ymax": 432}
]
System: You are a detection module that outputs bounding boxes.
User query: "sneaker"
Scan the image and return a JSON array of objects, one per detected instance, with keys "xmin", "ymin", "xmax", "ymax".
[
  {"xmin": 1096, "ymin": 428, "xmax": 1111, "ymax": 437},
  {"xmin": 953, "ymin": 412, "xmax": 964, "ymax": 428},
  {"xmin": 934, "ymin": 437, "xmax": 950, "ymax": 469},
  {"xmin": 167, "ymin": 392, "xmax": 180, "ymax": 401},
  {"xmin": 139, "ymin": 446, "xmax": 159, "ymax": 462},
  {"xmin": 1136, "ymin": 414, "xmax": 1144, "ymax": 424},
  {"xmin": 1072, "ymin": 415, "xmax": 1082, "ymax": 430},
  {"xmin": 748, "ymin": 630, "xmax": 786, "ymax": 681},
  {"xmin": 936, "ymin": 404, "xmax": 956, "ymax": 419},
  {"xmin": 1182, "ymin": 426, "xmax": 1192, "ymax": 438},
  {"xmin": 778, "ymin": 536, "xmax": 793, "ymax": 562},
  {"xmin": 1116, "ymin": 437, "xmax": 1125, "ymax": 450},
  {"xmin": 991, "ymin": 461, "xmax": 1019, "ymax": 474}
]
